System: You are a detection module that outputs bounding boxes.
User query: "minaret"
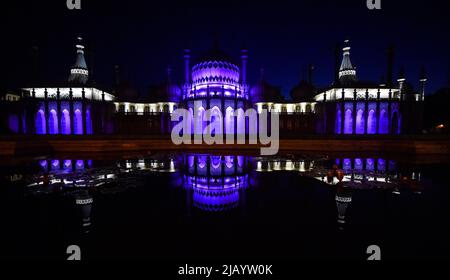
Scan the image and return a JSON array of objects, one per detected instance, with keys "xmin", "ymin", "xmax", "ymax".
[
  {"xmin": 68, "ymin": 36, "xmax": 89, "ymax": 85},
  {"xmin": 183, "ymin": 49, "xmax": 191, "ymax": 84},
  {"xmin": 74, "ymin": 191, "xmax": 93, "ymax": 234},
  {"xmin": 259, "ymin": 68, "xmax": 265, "ymax": 82},
  {"xmin": 165, "ymin": 65, "xmax": 172, "ymax": 82},
  {"xmin": 240, "ymin": 49, "xmax": 249, "ymax": 85},
  {"xmin": 338, "ymin": 40, "xmax": 357, "ymax": 85},
  {"xmin": 419, "ymin": 66, "xmax": 427, "ymax": 101},
  {"xmin": 386, "ymin": 44, "xmax": 394, "ymax": 87},
  {"xmin": 307, "ymin": 63, "xmax": 314, "ymax": 85}
]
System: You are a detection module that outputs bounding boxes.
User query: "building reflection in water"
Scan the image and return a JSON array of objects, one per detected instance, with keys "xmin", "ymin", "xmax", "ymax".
[
  {"xmin": 117, "ymin": 157, "xmax": 177, "ymax": 173},
  {"xmin": 74, "ymin": 190, "xmax": 94, "ymax": 234},
  {"xmin": 253, "ymin": 157, "xmax": 315, "ymax": 173},
  {"xmin": 182, "ymin": 154, "xmax": 250, "ymax": 212},
  {"xmin": 19, "ymin": 153, "xmax": 426, "ymax": 230},
  {"xmin": 335, "ymin": 183, "xmax": 353, "ymax": 230},
  {"xmin": 317, "ymin": 157, "xmax": 423, "ymax": 194}
]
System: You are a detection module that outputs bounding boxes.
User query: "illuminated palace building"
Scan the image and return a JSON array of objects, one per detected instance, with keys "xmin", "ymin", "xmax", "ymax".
[{"xmin": 0, "ymin": 38, "xmax": 425, "ymax": 135}]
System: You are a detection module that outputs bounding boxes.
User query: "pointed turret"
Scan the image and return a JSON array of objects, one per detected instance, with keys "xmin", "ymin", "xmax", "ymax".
[
  {"xmin": 68, "ymin": 36, "xmax": 89, "ymax": 85},
  {"xmin": 250, "ymin": 68, "xmax": 283, "ymax": 102},
  {"xmin": 339, "ymin": 40, "xmax": 357, "ymax": 85},
  {"xmin": 419, "ymin": 66, "xmax": 427, "ymax": 101}
]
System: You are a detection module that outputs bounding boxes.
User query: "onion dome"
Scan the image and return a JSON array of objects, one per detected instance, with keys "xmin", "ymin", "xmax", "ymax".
[
  {"xmin": 191, "ymin": 46, "xmax": 240, "ymax": 87},
  {"xmin": 339, "ymin": 40, "xmax": 357, "ymax": 86},
  {"xmin": 114, "ymin": 79, "xmax": 139, "ymax": 102},
  {"xmin": 193, "ymin": 188, "xmax": 240, "ymax": 212},
  {"xmin": 68, "ymin": 37, "xmax": 89, "ymax": 85},
  {"xmin": 153, "ymin": 66, "xmax": 182, "ymax": 102},
  {"xmin": 250, "ymin": 69, "xmax": 284, "ymax": 102},
  {"xmin": 290, "ymin": 80, "xmax": 315, "ymax": 102}
]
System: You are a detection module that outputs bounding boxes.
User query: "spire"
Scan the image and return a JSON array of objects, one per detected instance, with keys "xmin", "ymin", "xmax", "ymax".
[
  {"xmin": 308, "ymin": 63, "xmax": 314, "ymax": 85},
  {"xmin": 386, "ymin": 44, "xmax": 395, "ymax": 87},
  {"xmin": 259, "ymin": 68, "xmax": 265, "ymax": 82},
  {"xmin": 68, "ymin": 36, "xmax": 89, "ymax": 85},
  {"xmin": 419, "ymin": 65, "xmax": 427, "ymax": 82},
  {"xmin": 419, "ymin": 66, "xmax": 427, "ymax": 101},
  {"xmin": 166, "ymin": 65, "xmax": 173, "ymax": 83},
  {"xmin": 183, "ymin": 49, "xmax": 191, "ymax": 85},
  {"xmin": 397, "ymin": 67, "xmax": 406, "ymax": 82},
  {"xmin": 338, "ymin": 40, "xmax": 357, "ymax": 85},
  {"xmin": 240, "ymin": 49, "xmax": 249, "ymax": 84}
]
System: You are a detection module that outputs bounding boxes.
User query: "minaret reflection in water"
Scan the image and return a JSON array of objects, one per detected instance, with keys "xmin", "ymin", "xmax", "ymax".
[{"xmin": 182, "ymin": 154, "xmax": 250, "ymax": 212}]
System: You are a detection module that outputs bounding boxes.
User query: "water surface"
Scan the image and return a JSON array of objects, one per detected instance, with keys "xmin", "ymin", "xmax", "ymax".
[{"xmin": 1, "ymin": 152, "xmax": 448, "ymax": 260}]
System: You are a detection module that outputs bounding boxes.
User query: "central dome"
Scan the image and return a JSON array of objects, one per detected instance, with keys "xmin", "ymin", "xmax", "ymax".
[{"xmin": 191, "ymin": 47, "xmax": 240, "ymax": 87}]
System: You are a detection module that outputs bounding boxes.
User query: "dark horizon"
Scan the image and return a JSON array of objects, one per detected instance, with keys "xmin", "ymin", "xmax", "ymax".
[{"xmin": 3, "ymin": 0, "xmax": 450, "ymax": 98}]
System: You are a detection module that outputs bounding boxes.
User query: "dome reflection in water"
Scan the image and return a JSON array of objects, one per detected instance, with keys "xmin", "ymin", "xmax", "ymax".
[{"xmin": 182, "ymin": 154, "xmax": 250, "ymax": 212}]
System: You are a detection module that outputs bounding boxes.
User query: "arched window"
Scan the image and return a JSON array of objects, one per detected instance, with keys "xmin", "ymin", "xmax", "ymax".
[
  {"xmin": 35, "ymin": 109, "xmax": 46, "ymax": 135},
  {"xmin": 188, "ymin": 108, "xmax": 194, "ymax": 134},
  {"xmin": 225, "ymin": 107, "xmax": 234, "ymax": 135},
  {"xmin": 74, "ymin": 109, "xmax": 83, "ymax": 135},
  {"xmin": 391, "ymin": 112, "xmax": 400, "ymax": 135},
  {"xmin": 48, "ymin": 109, "xmax": 59, "ymax": 135},
  {"xmin": 8, "ymin": 114, "xmax": 19, "ymax": 134},
  {"xmin": 335, "ymin": 109, "xmax": 342, "ymax": 134},
  {"xmin": 379, "ymin": 109, "xmax": 388, "ymax": 134},
  {"xmin": 195, "ymin": 107, "xmax": 204, "ymax": 135},
  {"xmin": 367, "ymin": 110, "xmax": 376, "ymax": 134},
  {"xmin": 356, "ymin": 109, "xmax": 365, "ymax": 134},
  {"xmin": 61, "ymin": 109, "xmax": 71, "ymax": 134},
  {"xmin": 344, "ymin": 109, "xmax": 353, "ymax": 134},
  {"xmin": 86, "ymin": 109, "xmax": 93, "ymax": 134},
  {"xmin": 209, "ymin": 106, "xmax": 222, "ymax": 136},
  {"xmin": 305, "ymin": 104, "xmax": 312, "ymax": 113}
]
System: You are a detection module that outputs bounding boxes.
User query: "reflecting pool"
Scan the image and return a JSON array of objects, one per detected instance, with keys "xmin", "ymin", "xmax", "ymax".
[{"xmin": 0, "ymin": 153, "xmax": 449, "ymax": 260}]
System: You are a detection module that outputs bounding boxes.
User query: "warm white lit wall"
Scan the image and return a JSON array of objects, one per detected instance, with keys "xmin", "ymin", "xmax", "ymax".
[
  {"xmin": 313, "ymin": 87, "xmax": 401, "ymax": 102},
  {"xmin": 23, "ymin": 87, "xmax": 115, "ymax": 101},
  {"xmin": 255, "ymin": 102, "xmax": 316, "ymax": 113},
  {"xmin": 114, "ymin": 102, "xmax": 178, "ymax": 113}
]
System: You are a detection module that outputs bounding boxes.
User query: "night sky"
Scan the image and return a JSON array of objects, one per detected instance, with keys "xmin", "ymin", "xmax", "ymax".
[{"xmin": 3, "ymin": 0, "xmax": 450, "ymax": 98}]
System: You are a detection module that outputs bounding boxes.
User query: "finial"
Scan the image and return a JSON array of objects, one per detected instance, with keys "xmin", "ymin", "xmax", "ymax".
[
  {"xmin": 166, "ymin": 65, "xmax": 172, "ymax": 82},
  {"xmin": 260, "ymin": 68, "xmax": 265, "ymax": 81},
  {"xmin": 397, "ymin": 67, "xmax": 406, "ymax": 81},
  {"xmin": 419, "ymin": 66, "xmax": 427, "ymax": 81}
]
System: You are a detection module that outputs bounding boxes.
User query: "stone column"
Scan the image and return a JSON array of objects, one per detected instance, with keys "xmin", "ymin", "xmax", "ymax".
[
  {"xmin": 82, "ymin": 88, "xmax": 87, "ymax": 135},
  {"xmin": 69, "ymin": 88, "xmax": 75, "ymax": 135},
  {"xmin": 341, "ymin": 88, "xmax": 345, "ymax": 134},
  {"xmin": 388, "ymin": 89, "xmax": 392, "ymax": 134},
  {"xmin": 364, "ymin": 89, "xmax": 369, "ymax": 134},
  {"xmin": 376, "ymin": 90, "xmax": 381, "ymax": 134},
  {"xmin": 44, "ymin": 88, "xmax": 49, "ymax": 135},
  {"xmin": 352, "ymin": 89, "xmax": 357, "ymax": 134},
  {"xmin": 57, "ymin": 88, "xmax": 61, "ymax": 135}
]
